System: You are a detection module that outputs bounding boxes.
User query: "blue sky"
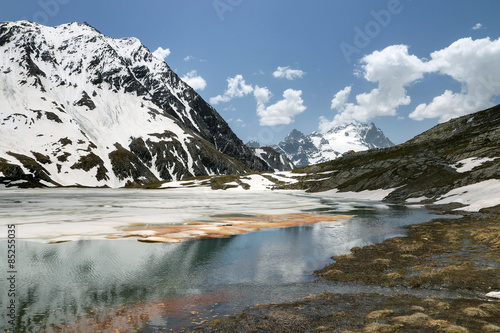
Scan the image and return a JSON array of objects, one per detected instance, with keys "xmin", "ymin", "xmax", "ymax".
[{"xmin": 2, "ymin": 1, "xmax": 500, "ymax": 145}]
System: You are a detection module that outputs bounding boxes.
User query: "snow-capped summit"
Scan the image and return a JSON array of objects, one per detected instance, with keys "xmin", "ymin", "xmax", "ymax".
[
  {"xmin": 272, "ymin": 123, "xmax": 394, "ymax": 167},
  {"xmin": 0, "ymin": 21, "xmax": 274, "ymax": 187}
]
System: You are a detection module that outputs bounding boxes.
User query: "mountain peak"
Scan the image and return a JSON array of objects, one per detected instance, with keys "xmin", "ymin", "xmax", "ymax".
[
  {"xmin": 273, "ymin": 123, "xmax": 394, "ymax": 167},
  {"xmin": 0, "ymin": 20, "xmax": 275, "ymax": 188},
  {"xmin": 285, "ymin": 129, "xmax": 306, "ymax": 141}
]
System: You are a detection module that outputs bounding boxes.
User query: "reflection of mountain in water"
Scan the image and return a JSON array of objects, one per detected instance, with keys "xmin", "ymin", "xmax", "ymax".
[{"xmin": 1, "ymin": 237, "xmax": 235, "ymax": 331}]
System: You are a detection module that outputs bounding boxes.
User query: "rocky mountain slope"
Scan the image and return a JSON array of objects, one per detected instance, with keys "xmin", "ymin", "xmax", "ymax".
[
  {"xmin": 0, "ymin": 21, "xmax": 274, "ymax": 188},
  {"xmin": 248, "ymin": 146, "xmax": 294, "ymax": 171},
  {"xmin": 245, "ymin": 140, "xmax": 294, "ymax": 171},
  {"xmin": 272, "ymin": 123, "xmax": 394, "ymax": 167},
  {"xmin": 282, "ymin": 104, "xmax": 500, "ymax": 205}
]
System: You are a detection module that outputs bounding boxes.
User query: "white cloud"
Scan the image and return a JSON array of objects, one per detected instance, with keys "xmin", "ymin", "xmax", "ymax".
[
  {"xmin": 330, "ymin": 86, "xmax": 352, "ymax": 111},
  {"xmin": 181, "ymin": 70, "xmax": 207, "ymax": 91},
  {"xmin": 152, "ymin": 47, "xmax": 171, "ymax": 61},
  {"xmin": 410, "ymin": 37, "xmax": 500, "ymax": 122},
  {"xmin": 472, "ymin": 23, "xmax": 483, "ymax": 30},
  {"xmin": 183, "ymin": 55, "xmax": 206, "ymax": 62},
  {"xmin": 256, "ymin": 88, "xmax": 306, "ymax": 126},
  {"xmin": 253, "ymin": 85, "xmax": 272, "ymax": 106},
  {"xmin": 321, "ymin": 45, "xmax": 430, "ymax": 130},
  {"xmin": 321, "ymin": 37, "xmax": 500, "ymax": 130},
  {"xmin": 210, "ymin": 75, "xmax": 253, "ymax": 105},
  {"xmin": 273, "ymin": 66, "xmax": 305, "ymax": 80}
]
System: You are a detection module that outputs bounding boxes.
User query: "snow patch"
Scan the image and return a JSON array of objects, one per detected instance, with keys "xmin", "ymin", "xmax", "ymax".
[
  {"xmin": 435, "ymin": 179, "xmax": 500, "ymax": 211},
  {"xmin": 406, "ymin": 196, "xmax": 429, "ymax": 203},
  {"xmin": 236, "ymin": 175, "xmax": 275, "ymax": 191},
  {"xmin": 451, "ymin": 157, "xmax": 497, "ymax": 173},
  {"xmin": 486, "ymin": 291, "xmax": 500, "ymax": 299}
]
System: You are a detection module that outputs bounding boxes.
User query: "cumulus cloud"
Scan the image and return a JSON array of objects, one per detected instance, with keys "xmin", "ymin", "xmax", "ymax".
[
  {"xmin": 321, "ymin": 45, "xmax": 429, "ymax": 131},
  {"xmin": 209, "ymin": 75, "xmax": 254, "ymax": 105},
  {"xmin": 273, "ymin": 66, "xmax": 305, "ymax": 80},
  {"xmin": 472, "ymin": 23, "xmax": 483, "ymax": 30},
  {"xmin": 181, "ymin": 70, "xmax": 207, "ymax": 91},
  {"xmin": 253, "ymin": 85, "xmax": 272, "ymax": 106},
  {"xmin": 410, "ymin": 37, "xmax": 500, "ymax": 122},
  {"xmin": 256, "ymin": 88, "xmax": 306, "ymax": 126},
  {"xmin": 152, "ymin": 47, "xmax": 171, "ymax": 61},
  {"xmin": 330, "ymin": 86, "xmax": 352, "ymax": 111},
  {"xmin": 321, "ymin": 37, "xmax": 500, "ymax": 130}
]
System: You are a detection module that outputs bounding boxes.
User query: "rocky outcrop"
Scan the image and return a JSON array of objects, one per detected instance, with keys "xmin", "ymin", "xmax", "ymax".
[
  {"xmin": 286, "ymin": 105, "xmax": 500, "ymax": 203},
  {"xmin": 249, "ymin": 146, "xmax": 294, "ymax": 171}
]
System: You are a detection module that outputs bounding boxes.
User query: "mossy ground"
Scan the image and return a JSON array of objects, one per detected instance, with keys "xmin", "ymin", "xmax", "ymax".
[
  {"xmin": 189, "ymin": 293, "xmax": 500, "ymax": 333},
  {"xmin": 315, "ymin": 207, "xmax": 500, "ymax": 291}
]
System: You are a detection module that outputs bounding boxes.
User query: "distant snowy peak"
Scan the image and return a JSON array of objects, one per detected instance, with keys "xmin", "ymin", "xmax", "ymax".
[
  {"xmin": 272, "ymin": 123, "xmax": 394, "ymax": 167},
  {"xmin": 0, "ymin": 20, "xmax": 273, "ymax": 188}
]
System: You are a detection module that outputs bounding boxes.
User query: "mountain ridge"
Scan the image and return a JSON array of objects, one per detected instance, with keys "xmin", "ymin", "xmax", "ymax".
[
  {"xmin": 281, "ymin": 104, "xmax": 500, "ymax": 205},
  {"xmin": 270, "ymin": 122, "xmax": 394, "ymax": 167},
  {"xmin": 0, "ymin": 20, "xmax": 277, "ymax": 187}
]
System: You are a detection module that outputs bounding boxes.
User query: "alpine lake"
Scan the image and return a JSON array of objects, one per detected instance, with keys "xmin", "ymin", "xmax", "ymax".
[{"xmin": 0, "ymin": 188, "xmax": 459, "ymax": 332}]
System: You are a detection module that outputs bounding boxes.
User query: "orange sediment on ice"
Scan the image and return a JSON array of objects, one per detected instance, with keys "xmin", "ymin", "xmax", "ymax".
[{"xmin": 118, "ymin": 213, "xmax": 352, "ymax": 243}]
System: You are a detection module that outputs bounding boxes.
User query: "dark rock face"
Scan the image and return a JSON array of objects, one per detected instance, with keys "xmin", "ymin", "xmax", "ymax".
[
  {"xmin": 272, "ymin": 129, "xmax": 318, "ymax": 168},
  {"xmin": 291, "ymin": 105, "xmax": 500, "ymax": 203},
  {"xmin": 0, "ymin": 21, "xmax": 273, "ymax": 187},
  {"xmin": 71, "ymin": 152, "xmax": 109, "ymax": 182},
  {"xmin": 360, "ymin": 122, "xmax": 394, "ymax": 148},
  {"xmin": 249, "ymin": 147, "xmax": 295, "ymax": 171},
  {"xmin": 109, "ymin": 144, "xmax": 158, "ymax": 185}
]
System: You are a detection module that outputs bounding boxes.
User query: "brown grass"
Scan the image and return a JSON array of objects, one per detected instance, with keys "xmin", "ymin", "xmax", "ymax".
[
  {"xmin": 462, "ymin": 307, "xmax": 490, "ymax": 318},
  {"xmin": 362, "ymin": 322, "xmax": 399, "ymax": 333},
  {"xmin": 392, "ymin": 312, "xmax": 430, "ymax": 326},
  {"xmin": 442, "ymin": 325, "xmax": 470, "ymax": 333},
  {"xmin": 470, "ymin": 226, "xmax": 500, "ymax": 250},
  {"xmin": 483, "ymin": 324, "xmax": 500, "ymax": 332},
  {"xmin": 316, "ymin": 214, "xmax": 500, "ymax": 292},
  {"xmin": 365, "ymin": 309, "xmax": 394, "ymax": 321},
  {"xmin": 428, "ymin": 319, "xmax": 451, "ymax": 329}
]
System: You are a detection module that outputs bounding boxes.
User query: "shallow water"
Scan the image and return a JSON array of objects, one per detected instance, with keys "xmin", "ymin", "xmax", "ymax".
[{"xmin": 0, "ymin": 189, "xmax": 455, "ymax": 332}]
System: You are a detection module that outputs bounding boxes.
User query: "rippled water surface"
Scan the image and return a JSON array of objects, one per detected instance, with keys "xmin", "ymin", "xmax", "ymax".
[{"xmin": 0, "ymin": 189, "xmax": 453, "ymax": 332}]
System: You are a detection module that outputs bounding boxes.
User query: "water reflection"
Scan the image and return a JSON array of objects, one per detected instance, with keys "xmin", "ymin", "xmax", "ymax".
[{"xmin": 0, "ymin": 195, "xmax": 452, "ymax": 332}]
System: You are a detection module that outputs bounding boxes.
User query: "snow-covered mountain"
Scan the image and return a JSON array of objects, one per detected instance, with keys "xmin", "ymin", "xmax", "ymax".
[
  {"xmin": 272, "ymin": 123, "xmax": 394, "ymax": 167},
  {"xmin": 0, "ymin": 21, "xmax": 274, "ymax": 187}
]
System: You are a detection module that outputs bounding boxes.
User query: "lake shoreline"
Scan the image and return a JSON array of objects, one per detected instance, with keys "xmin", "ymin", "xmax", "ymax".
[{"xmin": 189, "ymin": 205, "xmax": 500, "ymax": 333}]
